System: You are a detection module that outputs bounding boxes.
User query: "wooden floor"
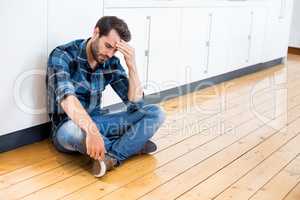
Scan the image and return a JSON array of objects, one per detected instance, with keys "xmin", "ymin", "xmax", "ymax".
[{"xmin": 1, "ymin": 54, "xmax": 300, "ymax": 200}]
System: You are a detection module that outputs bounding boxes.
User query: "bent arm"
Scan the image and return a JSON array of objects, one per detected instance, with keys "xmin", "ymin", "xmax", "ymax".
[{"xmin": 60, "ymin": 94, "xmax": 97, "ymax": 134}]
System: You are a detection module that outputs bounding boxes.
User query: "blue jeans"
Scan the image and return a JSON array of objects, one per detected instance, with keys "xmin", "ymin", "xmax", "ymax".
[{"xmin": 51, "ymin": 104, "xmax": 165, "ymax": 164}]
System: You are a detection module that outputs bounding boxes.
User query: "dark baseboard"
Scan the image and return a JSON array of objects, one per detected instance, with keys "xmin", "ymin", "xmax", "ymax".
[
  {"xmin": 0, "ymin": 123, "xmax": 51, "ymax": 152},
  {"xmin": 144, "ymin": 58, "xmax": 283, "ymax": 104},
  {"xmin": 288, "ymin": 47, "xmax": 300, "ymax": 55},
  {"xmin": 0, "ymin": 57, "xmax": 283, "ymax": 153}
]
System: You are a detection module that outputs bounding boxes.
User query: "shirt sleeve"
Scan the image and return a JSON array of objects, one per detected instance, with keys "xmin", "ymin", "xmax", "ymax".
[
  {"xmin": 109, "ymin": 57, "xmax": 144, "ymax": 112},
  {"xmin": 47, "ymin": 49, "xmax": 76, "ymax": 113}
]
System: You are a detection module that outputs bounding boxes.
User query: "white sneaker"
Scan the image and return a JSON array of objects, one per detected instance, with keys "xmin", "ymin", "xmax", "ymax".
[{"xmin": 92, "ymin": 154, "xmax": 118, "ymax": 177}]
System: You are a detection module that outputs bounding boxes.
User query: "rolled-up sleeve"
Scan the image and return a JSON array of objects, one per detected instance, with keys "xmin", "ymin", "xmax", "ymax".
[
  {"xmin": 53, "ymin": 70, "xmax": 75, "ymax": 103},
  {"xmin": 109, "ymin": 58, "xmax": 144, "ymax": 112},
  {"xmin": 47, "ymin": 49, "xmax": 76, "ymax": 113}
]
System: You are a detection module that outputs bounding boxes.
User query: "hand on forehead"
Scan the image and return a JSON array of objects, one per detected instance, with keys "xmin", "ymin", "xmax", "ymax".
[{"xmin": 114, "ymin": 39, "xmax": 128, "ymax": 49}]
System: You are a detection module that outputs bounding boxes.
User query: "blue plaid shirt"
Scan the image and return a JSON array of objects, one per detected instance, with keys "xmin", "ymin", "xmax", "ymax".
[{"xmin": 46, "ymin": 39, "xmax": 144, "ymax": 131}]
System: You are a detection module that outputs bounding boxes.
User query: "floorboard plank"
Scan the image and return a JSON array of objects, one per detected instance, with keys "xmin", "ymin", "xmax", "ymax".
[{"xmin": 248, "ymin": 155, "xmax": 300, "ymax": 200}]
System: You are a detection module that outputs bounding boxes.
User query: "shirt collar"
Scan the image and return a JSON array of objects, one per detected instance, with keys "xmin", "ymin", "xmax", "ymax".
[{"xmin": 77, "ymin": 38, "xmax": 88, "ymax": 62}]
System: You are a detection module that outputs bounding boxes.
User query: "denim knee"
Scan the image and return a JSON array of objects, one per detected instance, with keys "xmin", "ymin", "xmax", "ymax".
[
  {"xmin": 141, "ymin": 104, "xmax": 166, "ymax": 138},
  {"xmin": 143, "ymin": 104, "xmax": 166, "ymax": 125},
  {"xmin": 54, "ymin": 120, "xmax": 86, "ymax": 154}
]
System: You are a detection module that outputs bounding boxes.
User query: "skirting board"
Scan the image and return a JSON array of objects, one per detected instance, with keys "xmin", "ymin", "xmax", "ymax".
[
  {"xmin": 0, "ymin": 57, "xmax": 283, "ymax": 153},
  {"xmin": 288, "ymin": 47, "xmax": 300, "ymax": 55}
]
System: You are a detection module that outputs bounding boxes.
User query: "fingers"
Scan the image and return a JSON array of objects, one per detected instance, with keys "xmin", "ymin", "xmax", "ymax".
[
  {"xmin": 118, "ymin": 43, "xmax": 133, "ymax": 54},
  {"xmin": 116, "ymin": 44, "xmax": 130, "ymax": 55},
  {"xmin": 88, "ymin": 145, "xmax": 106, "ymax": 160},
  {"xmin": 94, "ymin": 147, "xmax": 105, "ymax": 160},
  {"xmin": 116, "ymin": 41, "xmax": 134, "ymax": 56},
  {"xmin": 86, "ymin": 140, "xmax": 91, "ymax": 155},
  {"xmin": 91, "ymin": 147, "xmax": 97, "ymax": 160},
  {"xmin": 86, "ymin": 140, "xmax": 96, "ymax": 159},
  {"xmin": 86, "ymin": 141, "xmax": 97, "ymax": 160},
  {"xmin": 117, "ymin": 47, "xmax": 130, "ymax": 58},
  {"xmin": 86, "ymin": 134, "xmax": 107, "ymax": 160},
  {"xmin": 90, "ymin": 146, "xmax": 100, "ymax": 160},
  {"xmin": 95, "ymin": 147, "xmax": 101, "ymax": 160},
  {"xmin": 100, "ymin": 150, "xmax": 105, "ymax": 161}
]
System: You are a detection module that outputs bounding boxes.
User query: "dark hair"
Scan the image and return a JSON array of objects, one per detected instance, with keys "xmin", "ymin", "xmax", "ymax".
[{"xmin": 95, "ymin": 16, "xmax": 131, "ymax": 42}]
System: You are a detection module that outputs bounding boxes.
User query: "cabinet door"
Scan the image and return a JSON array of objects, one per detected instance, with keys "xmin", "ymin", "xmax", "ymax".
[
  {"xmin": 206, "ymin": 8, "xmax": 230, "ymax": 77},
  {"xmin": 181, "ymin": 8, "xmax": 211, "ymax": 85},
  {"xmin": 0, "ymin": 0, "xmax": 48, "ymax": 134},
  {"xmin": 105, "ymin": 8, "xmax": 181, "ymax": 95},
  {"xmin": 262, "ymin": 0, "xmax": 295, "ymax": 62},
  {"xmin": 289, "ymin": 0, "xmax": 300, "ymax": 48},
  {"xmin": 249, "ymin": 6, "xmax": 268, "ymax": 65},
  {"xmin": 227, "ymin": 7, "xmax": 252, "ymax": 71},
  {"xmin": 146, "ymin": 8, "xmax": 181, "ymax": 94},
  {"xmin": 102, "ymin": 8, "xmax": 149, "ymax": 106},
  {"xmin": 47, "ymin": 0, "xmax": 103, "ymax": 53},
  {"xmin": 182, "ymin": 7, "xmax": 247, "ymax": 82}
]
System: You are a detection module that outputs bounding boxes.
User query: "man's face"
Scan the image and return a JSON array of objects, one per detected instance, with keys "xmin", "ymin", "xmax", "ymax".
[{"xmin": 90, "ymin": 28, "xmax": 121, "ymax": 64}]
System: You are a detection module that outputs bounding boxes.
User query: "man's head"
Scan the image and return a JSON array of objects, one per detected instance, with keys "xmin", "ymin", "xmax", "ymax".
[{"xmin": 89, "ymin": 16, "xmax": 131, "ymax": 64}]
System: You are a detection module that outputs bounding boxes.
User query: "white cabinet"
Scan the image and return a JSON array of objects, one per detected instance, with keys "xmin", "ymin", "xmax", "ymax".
[
  {"xmin": 262, "ymin": 0, "xmax": 294, "ymax": 62},
  {"xmin": 180, "ymin": 7, "xmax": 231, "ymax": 84},
  {"xmin": 289, "ymin": 0, "xmax": 300, "ymax": 48},
  {"xmin": 206, "ymin": 8, "xmax": 231, "ymax": 77},
  {"xmin": 227, "ymin": 6, "xmax": 267, "ymax": 70},
  {"xmin": 227, "ymin": 7, "xmax": 252, "ymax": 71},
  {"xmin": 180, "ymin": 4, "xmax": 274, "ymax": 83},
  {"xmin": 102, "ymin": 0, "xmax": 294, "ymax": 105},
  {"xmin": 104, "ymin": 8, "xmax": 181, "ymax": 95},
  {"xmin": 184, "ymin": 7, "xmax": 232, "ymax": 78},
  {"xmin": 248, "ymin": 6, "xmax": 268, "ymax": 65},
  {"xmin": 146, "ymin": 8, "xmax": 181, "ymax": 94},
  {"xmin": 0, "ymin": 0, "xmax": 48, "ymax": 135},
  {"xmin": 180, "ymin": 8, "xmax": 211, "ymax": 84}
]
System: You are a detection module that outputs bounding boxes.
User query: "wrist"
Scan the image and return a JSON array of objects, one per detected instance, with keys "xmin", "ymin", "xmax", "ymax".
[
  {"xmin": 83, "ymin": 121, "xmax": 98, "ymax": 135},
  {"xmin": 128, "ymin": 66, "xmax": 138, "ymax": 75}
]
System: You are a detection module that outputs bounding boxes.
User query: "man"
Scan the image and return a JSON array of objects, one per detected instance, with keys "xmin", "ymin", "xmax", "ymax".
[{"xmin": 46, "ymin": 16, "xmax": 165, "ymax": 177}]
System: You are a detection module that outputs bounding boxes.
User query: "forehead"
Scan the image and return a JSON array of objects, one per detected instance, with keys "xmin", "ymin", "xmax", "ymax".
[{"xmin": 102, "ymin": 29, "xmax": 121, "ymax": 45}]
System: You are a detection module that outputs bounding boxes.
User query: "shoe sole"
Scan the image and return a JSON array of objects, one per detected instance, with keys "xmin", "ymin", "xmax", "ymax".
[{"xmin": 92, "ymin": 160, "xmax": 107, "ymax": 177}]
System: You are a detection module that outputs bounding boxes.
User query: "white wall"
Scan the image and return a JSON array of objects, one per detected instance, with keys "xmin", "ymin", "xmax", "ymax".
[
  {"xmin": 0, "ymin": 0, "xmax": 48, "ymax": 136},
  {"xmin": 0, "ymin": 0, "xmax": 103, "ymax": 136},
  {"xmin": 289, "ymin": 0, "xmax": 300, "ymax": 48}
]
